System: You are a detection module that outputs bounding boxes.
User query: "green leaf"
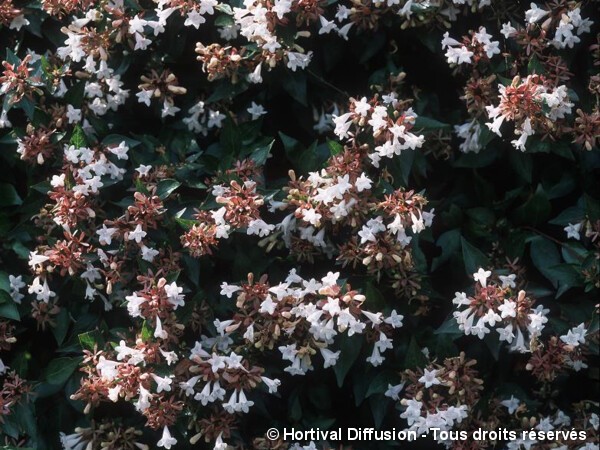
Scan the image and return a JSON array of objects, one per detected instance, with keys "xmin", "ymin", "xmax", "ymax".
[
  {"xmin": 250, "ymin": 140, "xmax": 274, "ymax": 166},
  {"xmin": 546, "ymin": 264, "xmax": 582, "ymax": 297},
  {"xmin": 434, "ymin": 316, "xmax": 461, "ymax": 336},
  {"xmin": 365, "ymin": 370, "xmax": 398, "ymax": 398},
  {"xmin": 327, "ymin": 139, "xmax": 343, "ymax": 156},
  {"xmin": 0, "ymin": 272, "xmax": 9, "ymax": 292},
  {"xmin": 156, "ymin": 179, "xmax": 181, "ymax": 199},
  {"xmin": 69, "ymin": 125, "xmax": 87, "ymax": 147},
  {"xmin": 282, "ymin": 71, "xmax": 307, "ymax": 106},
  {"xmin": 78, "ymin": 330, "xmax": 104, "ymax": 351},
  {"xmin": 460, "ymin": 237, "xmax": 490, "ymax": 276},
  {"xmin": 219, "ymin": 118, "xmax": 241, "ymax": 164},
  {"xmin": 141, "ymin": 320, "xmax": 153, "ymax": 341},
  {"xmin": 508, "ymin": 151, "xmax": 532, "ymax": 183},
  {"xmin": 530, "ymin": 236, "xmax": 560, "ymax": 288},
  {"xmin": 369, "ymin": 395, "xmax": 391, "ymax": 428},
  {"xmin": 584, "ymin": 194, "xmax": 600, "ymax": 221},
  {"xmin": 404, "ymin": 336, "xmax": 427, "ymax": 369},
  {"xmin": 52, "ymin": 309, "xmax": 70, "ymax": 346},
  {"xmin": 43, "ymin": 357, "xmax": 82, "ymax": 385},
  {"xmin": 279, "ymin": 132, "xmax": 319, "ymax": 173},
  {"xmin": 0, "ymin": 291, "xmax": 19, "ymax": 321},
  {"xmin": 549, "ymin": 206, "xmax": 584, "ymax": 226},
  {"xmin": 513, "ymin": 184, "xmax": 551, "ymax": 226},
  {"xmin": 527, "ymin": 55, "xmax": 545, "ymax": 75},
  {"xmin": 0, "ymin": 183, "xmax": 22, "ymax": 207},
  {"xmin": 333, "ymin": 334, "xmax": 362, "ymax": 387},
  {"xmin": 102, "ymin": 134, "xmax": 141, "ymax": 149},
  {"xmin": 365, "ymin": 282, "xmax": 385, "ymax": 311},
  {"xmin": 413, "ymin": 116, "xmax": 451, "ymax": 132}
]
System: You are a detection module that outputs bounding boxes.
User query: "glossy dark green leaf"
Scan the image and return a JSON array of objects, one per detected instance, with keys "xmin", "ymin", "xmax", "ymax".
[
  {"xmin": 0, "ymin": 183, "xmax": 22, "ymax": 207},
  {"xmin": 43, "ymin": 357, "xmax": 82, "ymax": 385},
  {"xmin": 333, "ymin": 334, "xmax": 363, "ymax": 387},
  {"xmin": 460, "ymin": 236, "xmax": 490, "ymax": 276},
  {"xmin": 156, "ymin": 179, "xmax": 181, "ymax": 199}
]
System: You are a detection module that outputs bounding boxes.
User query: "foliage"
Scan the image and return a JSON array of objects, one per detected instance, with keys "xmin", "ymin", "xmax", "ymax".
[{"xmin": 0, "ymin": 0, "xmax": 598, "ymax": 449}]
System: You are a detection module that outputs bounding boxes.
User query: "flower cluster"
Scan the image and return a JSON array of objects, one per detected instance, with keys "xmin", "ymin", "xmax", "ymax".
[
  {"xmin": 223, "ymin": 270, "xmax": 405, "ymax": 371},
  {"xmin": 182, "ymin": 178, "xmax": 272, "ymax": 257},
  {"xmin": 453, "ymin": 268, "xmax": 548, "ymax": 353},
  {"xmin": 332, "ymin": 94, "xmax": 424, "ymax": 166},
  {"xmin": 485, "ymin": 75, "xmax": 574, "ymax": 151},
  {"xmin": 390, "ymin": 353, "xmax": 482, "ymax": 446}
]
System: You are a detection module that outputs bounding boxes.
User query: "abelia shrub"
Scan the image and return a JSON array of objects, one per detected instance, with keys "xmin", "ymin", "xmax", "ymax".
[{"xmin": 0, "ymin": 1, "xmax": 598, "ymax": 449}]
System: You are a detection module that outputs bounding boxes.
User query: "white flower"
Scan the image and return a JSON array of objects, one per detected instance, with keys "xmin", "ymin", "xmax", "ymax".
[
  {"xmin": 184, "ymin": 9, "xmax": 206, "ymax": 29},
  {"xmin": 133, "ymin": 166, "xmax": 151, "ymax": 179},
  {"xmin": 96, "ymin": 356, "xmax": 120, "ymax": 380},
  {"xmin": 135, "ymin": 385, "xmax": 152, "ymax": 411},
  {"xmin": 384, "ymin": 383, "xmax": 405, "ymax": 400},
  {"xmin": 525, "ymin": 3, "xmax": 549, "ymax": 24},
  {"xmin": 66, "ymin": 105, "xmax": 82, "ymax": 124},
  {"xmin": 259, "ymin": 295, "xmax": 277, "ymax": 315},
  {"xmin": 355, "ymin": 173, "xmax": 372, "ymax": 192},
  {"xmin": 199, "ymin": 0, "xmax": 218, "ymax": 15},
  {"xmin": 362, "ymin": 310, "xmax": 382, "ymax": 326},
  {"xmin": 97, "ymin": 224, "xmax": 118, "ymax": 245},
  {"xmin": 164, "ymin": 281, "xmax": 184, "ymax": 308},
  {"xmin": 500, "ymin": 22, "xmax": 517, "ymax": 38},
  {"xmin": 332, "ymin": 112, "xmax": 353, "ymax": 139},
  {"xmin": 384, "ymin": 310, "xmax": 404, "ymax": 328},
  {"xmin": 141, "ymin": 245, "xmax": 159, "ymax": 262},
  {"xmin": 160, "ymin": 348, "xmax": 178, "ymax": 365},
  {"xmin": 127, "ymin": 224, "xmax": 147, "ymax": 243},
  {"xmin": 247, "ymin": 219, "xmax": 274, "ymax": 237},
  {"xmin": 497, "ymin": 324, "xmax": 515, "ymax": 343},
  {"xmin": 154, "ymin": 316, "xmax": 168, "ymax": 339},
  {"xmin": 261, "ymin": 376, "xmax": 281, "ymax": 394},
  {"xmin": 10, "ymin": 15, "xmax": 29, "ymax": 31},
  {"xmin": 214, "ymin": 433, "xmax": 228, "ymax": 450},
  {"xmin": 500, "ymin": 395, "xmax": 520, "ymax": 414},
  {"xmin": 320, "ymin": 347, "xmax": 340, "ymax": 368},
  {"xmin": 441, "ymin": 32, "xmax": 461, "ymax": 50},
  {"xmin": 51, "ymin": 174, "xmax": 65, "ymax": 188},
  {"xmin": 108, "ymin": 385, "xmax": 122, "ymax": 402},
  {"xmin": 418, "ymin": 368, "xmax": 441, "ymax": 388},
  {"xmin": 151, "ymin": 373, "xmax": 173, "ymax": 393},
  {"xmin": 483, "ymin": 309, "xmax": 501, "ymax": 327},
  {"xmin": 179, "ymin": 375, "xmax": 200, "ymax": 397},
  {"xmin": 560, "ymin": 323, "xmax": 587, "ymax": 347},
  {"xmin": 247, "ymin": 63, "xmax": 263, "ymax": 84},
  {"xmin": 109, "ymin": 141, "xmax": 129, "ymax": 160},
  {"xmin": 473, "ymin": 268, "xmax": 491, "ymax": 288},
  {"xmin": 286, "ymin": 51, "xmax": 312, "ymax": 72},
  {"xmin": 499, "ymin": 274, "xmax": 517, "ymax": 288},
  {"xmin": 318, "ymin": 15, "xmax": 337, "ymax": 34},
  {"xmin": 247, "ymin": 102, "xmax": 267, "ymax": 120},
  {"xmin": 157, "ymin": 426, "xmax": 177, "ymax": 449},
  {"xmin": 445, "ymin": 46, "xmax": 474, "ymax": 65},
  {"xmin": 129, "ymin": 15, "xmax": 147, "ymax": 34},
  {"xmin": 220, "ymin": 282, "xmax": 241, "ymax": 298},
  {"xmin": 302, "ymin": 208, "xmax": 322, "ymax": 226},
  {"xmin": 498, "ymin": 300, "xmax": 517, "ymax": 318},
  {"xmin": 136, "ymin": 89, "xmax": 153, "ymax": 106},
  {"xmin": 455, "ymin": 120, "xmax": 482, "ymax": 153},
  {"xmin": 161, "ymin": 100, "xmax": 180, "ymax": 118},
  {"xmin": 366, "ymin": 345, "xmax": 384, "ymax": 366},
  {"xmin": 28, "ymin": 251, "xmax": 49, "ymax": 269},
  {"xmin": 564, "ymin": 223, "xmax": 582, "ymax": 240}
]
